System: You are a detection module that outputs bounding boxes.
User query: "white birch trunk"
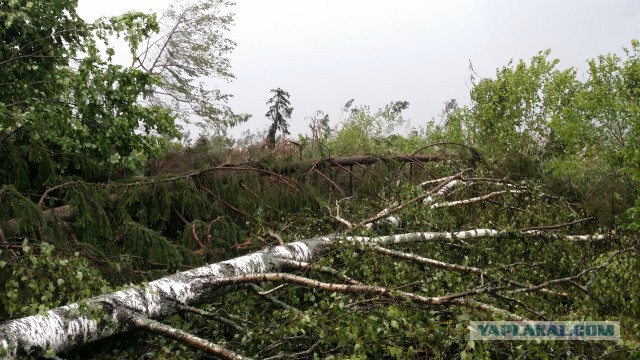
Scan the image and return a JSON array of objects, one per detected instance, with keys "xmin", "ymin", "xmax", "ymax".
[
  {"xmin": 0, "ymin": 229, "xmax": 605, "ymax": 358},
  {"xmin": 0, "ymin": 238, "xmax": 331, "ymax": 358}
]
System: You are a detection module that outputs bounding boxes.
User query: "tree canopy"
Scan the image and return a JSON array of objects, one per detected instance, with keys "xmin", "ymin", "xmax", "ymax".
[
  {"xmin": 265, "ymin": 87, "xmax": 293, "ymax": 149},
  {"xmin": 1, "ymin": 0, "xmax": 178, "ymax": 175}
]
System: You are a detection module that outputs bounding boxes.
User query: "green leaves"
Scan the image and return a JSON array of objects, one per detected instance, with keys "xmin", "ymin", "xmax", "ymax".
[
  {"xmin": 133, "ymin": 0, "xmax": 249, "ymax": 132},
  {"xmin": 0, "ymin": 241, "xmax": 109, "ymax": 317},
  {"xmin": 463, "ymin": 50, "xmax": 574, "ymax": 162},
  {"xmin": 329, "ymin": 101, "xmax": 409, "ymax": 155},
  {"xmin": 0, "ymin": 0, "xmax": 178, "ymax": 173}
]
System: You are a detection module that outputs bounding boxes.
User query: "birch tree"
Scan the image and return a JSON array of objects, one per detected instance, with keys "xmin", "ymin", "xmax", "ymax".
[{"xmin": 133, "ymin": 0, "xmax": 250, "ymax": 133}]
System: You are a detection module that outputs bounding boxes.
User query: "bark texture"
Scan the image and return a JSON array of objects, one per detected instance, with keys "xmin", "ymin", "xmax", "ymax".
[
  {"xmin": 0, "ymin": 238, "xmax": 331, "ymax": 358},
  {"xmin": 0, "ymin": 228, "xmax": 605, "ymax": 358}
]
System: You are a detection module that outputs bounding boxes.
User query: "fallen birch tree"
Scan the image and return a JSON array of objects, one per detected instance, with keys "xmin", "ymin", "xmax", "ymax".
[{"xmin": 0, "ymin": 225, "xmax": 621, "ymax": 359}]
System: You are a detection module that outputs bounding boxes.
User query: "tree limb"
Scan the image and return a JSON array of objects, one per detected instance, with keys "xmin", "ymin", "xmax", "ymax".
[{"xmin": 126, "ymin": 311, "xmax": 249, "ymax": 360}]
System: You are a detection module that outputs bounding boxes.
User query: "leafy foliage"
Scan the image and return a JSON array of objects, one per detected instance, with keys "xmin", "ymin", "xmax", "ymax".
[
  {"xmin": 0, "ymin": 241, "xmax": 109, "ymax": 318},
  {"xmin": 330, "ymin": 100, "xmax": 411, "ymax": 155},
  {"xmin": 135, "ymin": 0, "xmax": 250, "ymax": 132},
  {"xmin": 0, "ymin": 0, "xmax": 178, "ymax": 172},
  {"xmin": 432, "ymin": 44, "xmax": 640, "ymax": 228}
]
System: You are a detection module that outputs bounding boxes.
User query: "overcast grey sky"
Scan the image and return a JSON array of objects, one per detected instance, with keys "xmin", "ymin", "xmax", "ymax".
[{"xmin": 78, "ymin": 0, "xmax": 640, "ymax": 138}]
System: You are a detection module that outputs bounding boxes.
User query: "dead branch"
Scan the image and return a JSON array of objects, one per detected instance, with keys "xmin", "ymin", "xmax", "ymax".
[
  {"xmin": 312, "ymin": 168, "xmax": 346, "ymax": 195},
  {"xmin": 179, "ymin": 305, "xmax": 247, "ymax": 334},
  {"xmin": 197, "ymin": 179, "xmax": 257, "ymax": 221}
]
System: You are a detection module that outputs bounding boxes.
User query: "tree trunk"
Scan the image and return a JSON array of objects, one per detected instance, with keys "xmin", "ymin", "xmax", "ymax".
[
  {"xmin": 0, "ymin": 228, "xmax": 606, "ymax": 358},
  {"xmin": 266, "ymin": 123, "xmax": 278, "ymax": 149},
  {"xmin": 0, "ymin": 236, "xmax": 331, "ymax": 358}
]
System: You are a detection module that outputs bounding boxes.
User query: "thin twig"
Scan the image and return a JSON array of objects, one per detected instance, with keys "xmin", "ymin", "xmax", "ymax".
[
  {"xmin": 263, "ymin": 339, "xmax": 322, "ymax": 360},
  {"xmin": 248, "ymin": 284, "xmax": 303, "ymax": 314},
  {"xmin": 258, "ymin": 284, "xmax": 287, "ymax": 296},
  {"xmin": 278, "ymin": 259, "xmax": 365, "ymax": 285},
  {"xmin": 179, "ymin": 305, "xmax": 247, "ymax": 333},
  {"xmin": 521, "ymin": 217, "xmax": 596, "ymax": 232},
  {"xmin": 508, "ymin": 247, "xmax": 637, "ymax": 294}
]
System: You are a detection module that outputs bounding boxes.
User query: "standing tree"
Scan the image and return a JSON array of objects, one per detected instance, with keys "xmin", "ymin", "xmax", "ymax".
[
  {"xmin": 265, "ymin": 87, "xmax": 293, "ymax": 149},
  {"xmin": 0, "ymin": 0, "xmax": 177, "ymax": 176},
  {"xmin": 133, "ymin": 0, "xmax": 250, "ymax": 133}
]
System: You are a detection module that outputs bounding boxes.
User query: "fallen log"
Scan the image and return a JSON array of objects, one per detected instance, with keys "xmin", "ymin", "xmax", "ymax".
[
  {"xmin": 3, "ymin": 154, "xmax": 442, "ymax": 235},
  {"xmin": 0, "ymin": 228, "xmax": 607, "ymax": 358},
  {"xmin": 271, "ymin": 153, "xmax": 444, "ymax": 174}
]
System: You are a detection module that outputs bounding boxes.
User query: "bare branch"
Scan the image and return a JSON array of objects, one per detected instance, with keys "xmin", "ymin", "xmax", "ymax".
[
  {"xmin": 359, "ymin": 171, "xmax": 465, "ymax": 226},
  {"xmin": 263, "ymin": 339, "xmax": 322, "ymax": 360},
  {"xmin": 257, "ymin": 284, "xmax": 287, "ymax": 296},
  {"xmin": 372, "ymin": 245, "xmax": 484, "ymax": 275},
  {"xmin": 520, "ymin": 217, "xmax": 596, "ymax": 231},
  {"xmin": 248, "ymin": 284, "xmax": 303, "ymax": 314},
  {"xmin": 491, "ymin": 293, "xmax": 549, "ymax": 320},
  {"xmin": 126, "ymin": 312, "xmax": 248, "ymax": 360},
  {"xmin": 278, "ymin": 259, "xmax": 365, "ymax": 285},
  {"xmin": 371, "ymin": 245, "xmax": 567, "ymax": 297},
  {"xmin": 179, "ymin": 305, "xmax": 247, "ymax": 334},
  {"xmin": 430, "ymin": 190, "xmax": 522, "ymax": 209}
]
